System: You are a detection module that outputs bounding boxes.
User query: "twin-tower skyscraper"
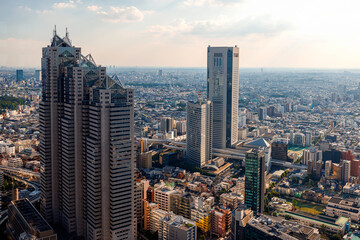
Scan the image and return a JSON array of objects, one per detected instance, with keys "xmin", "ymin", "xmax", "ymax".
[
  {"xmin": 39, "ymin": 30, "xmax": 136, "ymax": 239},
  {"xmin": 186, "ymin": 46, "xmax": 239, "ymax": 167}
]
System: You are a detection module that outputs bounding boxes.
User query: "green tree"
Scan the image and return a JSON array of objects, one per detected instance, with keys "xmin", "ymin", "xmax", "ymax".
[
  {"xmin": 292, "ymin": 199, "xmax": 298, "ymax": 209},
  {"xmin": 330, "ymin": 234, "xmax": 342, "ymax": 240}
]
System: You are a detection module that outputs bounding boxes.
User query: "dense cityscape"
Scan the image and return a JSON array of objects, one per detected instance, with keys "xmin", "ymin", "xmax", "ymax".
[{"xmin": 0, "ymin": 29, "xmax": 360, "ymax": 240}]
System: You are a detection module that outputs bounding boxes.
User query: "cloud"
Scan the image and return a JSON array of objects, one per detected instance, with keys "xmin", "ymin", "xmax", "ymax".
[
  {"xmin": 87, "ymin": 5, "xmax": 102, "ymax": 12},
  {"xmin": 53, "ymin": 0, "xmax": 76, "ymax": 9},
  {"xmin": 18, "ymin": 6, "xmax": 32, "ymax": 12},
  {"xmin": 149, "ymin": 16, "xmax": 291, "ymax": 38},
  {"xmin": 18, "ymin": 6, "xmax": 52, "ymax": 14},
  {"xmin": 183, "ymin": 0, "xmax": 240, "ymax": 7},
  {"xmin": 95, "ymin": 6, "xmax": 144, "ymax": 23}
]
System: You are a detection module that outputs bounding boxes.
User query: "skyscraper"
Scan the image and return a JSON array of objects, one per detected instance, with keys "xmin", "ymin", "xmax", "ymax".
[
  {"xmin": 40, "ymin": 29, "xmax": 136, "ymax": 239},
  {"xmin": 35, "ymin": 69, "xmax": 41, "ymax": 81},
  {"xmin": 207, "ymin": 46, "xmax": 239, "ymax": 149},
  {"xmin": 16, "ymin": 69, "xmax": 23, "ymax": 82},
  {"xmin": 244, "ymin": 148, "xmax": 265, "ymax": 215},
  {"xmin": 186, "ymin": 100, "xmax": 213, "ymax": 168}
]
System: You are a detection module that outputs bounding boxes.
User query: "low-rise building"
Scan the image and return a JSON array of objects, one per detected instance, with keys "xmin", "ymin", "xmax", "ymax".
[
  {"xmin": 325, "ymin": 196, "xmax": 360, "ymax": 222},
  {"xmin": 7, "ymin": 199, "xmax": 57, "ymax": 240}
]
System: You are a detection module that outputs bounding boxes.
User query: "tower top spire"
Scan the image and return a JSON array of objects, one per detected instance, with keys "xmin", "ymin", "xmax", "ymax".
[
  {"xmin": 66, "ymin": 27, "xmax": 69, "ymax": 38},
  {"xmin": 53, "ymin": 25, "xmax": 57, "ymax": 36}
]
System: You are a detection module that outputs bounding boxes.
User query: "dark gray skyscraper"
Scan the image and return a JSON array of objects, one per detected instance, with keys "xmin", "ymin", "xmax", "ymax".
[
  {"xmin": 40, "ymin": 29, "xmax": 136, "ymax": 239},
  {"xmin": 16, "ymin": 69, "xmax": 23, "ymax": 82},
  {"xmin": 207, "ymin": 46, "xmax": 239, "ymax": 149},
  {"xmin": 244, "ymin": 148, "xmax": 265, "ymax": 215}
]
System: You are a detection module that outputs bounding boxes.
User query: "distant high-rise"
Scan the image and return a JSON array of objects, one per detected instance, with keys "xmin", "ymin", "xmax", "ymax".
[
  {"xmin": 305, "ymin": 131, "xmax": 312, "ymax": 147},
  {"xmin": 16, "ymin": 69, "xmax": 23, "ymax": 82},
  {"xmin": 40, "ymin": 29, "xmax": 136, "ymax": 239},
  {"xmin": 258, "ymin": 107, "xmax": 267, "ymax": 121},
  {"xmin": 271, "ymin": 138, "xmax": 288, "ymax": 162},
  {"xmin": 160, "ymin": 117, "xmax": 175, "ymax": 133},
  {"xmin": 35, "ymin": 69, "xmax": 41, "ymax": 81},
  {"xmin": 207, "ymin": 46, "xmax": 239, "ymax": 148},
  {"xmin": 325, "ymin": 160, "xmax": 332, "ymax": 178},
  {"xmin": 186, "ymin": 100, "xmax": 213, "ymax": 168},
  {"xmin": 244, "ymin": 149, "xmax": 265, "ymax": 215}
]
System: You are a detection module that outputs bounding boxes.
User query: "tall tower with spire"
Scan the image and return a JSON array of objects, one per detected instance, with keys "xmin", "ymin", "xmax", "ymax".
[{"xmin": 40, "ymin": 28, "xmax": 136, "ymax": 239}]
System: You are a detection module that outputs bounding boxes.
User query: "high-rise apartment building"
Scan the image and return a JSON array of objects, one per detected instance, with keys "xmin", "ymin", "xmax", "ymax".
[
  {"xmin": 40, "ymin": 30, "xmax": 135, "ymax": 239},
  {"xmin": 325, "ymin": 160, "xmax": 332, "ymax": 178},
  {"xmin": 305, "ymin": 131, "xmax": 312, "ymax": 147},
  {"xmin": 186, "ymin": 100, "xmax": 213, "ymax": 168},
  {"xmin": 244, "ymin": 149, "xmax": 265, "ymax": 215},
  {"xmin": 342, "ymin": 160, "xmax": 351, "ymax": 183},
  {"xmin": 207, "ymin": 46, "xmax": 239, "ymax": 148}
]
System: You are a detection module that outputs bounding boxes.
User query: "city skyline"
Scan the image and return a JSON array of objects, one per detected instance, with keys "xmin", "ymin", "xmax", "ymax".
[{"xmin": 1, "ymin": 0, "xmax": 360, "ymax": 68}]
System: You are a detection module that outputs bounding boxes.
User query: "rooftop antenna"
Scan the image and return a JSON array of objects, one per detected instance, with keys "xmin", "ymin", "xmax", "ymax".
[
  {"xmin": 53, "ymin": 25, "xmax": 57, "ymax": 36},
  {"xmin": 66, "ymin": 27, "xmax": 69, "ymax": 38}
]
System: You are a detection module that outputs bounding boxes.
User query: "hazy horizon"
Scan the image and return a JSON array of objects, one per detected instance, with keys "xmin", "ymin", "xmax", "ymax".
[{"xmin": 1, "ymin": 0, "xmax": 360, "ymax": 68}]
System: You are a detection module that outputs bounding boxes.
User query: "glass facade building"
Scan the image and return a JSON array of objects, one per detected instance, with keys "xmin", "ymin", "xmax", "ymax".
[{"xmin": 244, "ymin": 149, "xmax": 265, "ymax": 215}]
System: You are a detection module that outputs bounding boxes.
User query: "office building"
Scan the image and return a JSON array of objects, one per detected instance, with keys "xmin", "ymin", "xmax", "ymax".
[
  {"xmin": 207, "ymin": 46, "xmax": 239, "ymax": 148},
  {"xmin": 245, "ymin": 215, "xmax": 321, "ymax": 240},
  {"xmin": 39, "ymin": 30, "xmax": 135, "ymax": 239},
  {"xmin": 176, "ymin": 120, "xmax": 186, "ymax": 135},
  {"xmin": 160, "ymin": 117, "xmax": 175, "ymax": 133},
  {"xmin": 230, "ymin": 205, "xmax": 253, "ymax": 240},
  {"xmin": 258, "ymin": 107, "xmax": 267, "ymax": 121},
  {"xmin": 271, "ymin": 138, "xmax": 288, "ymax": 162},
  {"xmin": 186, "ymin": 100, "xmax": 213, "ymax": 168},
  {"xmin": 7, "ymin": 199, "xmax": 57, "ymax": 240},
  {"xmin": 245, "ymin": 149, "xmax": 265, "ymax": 215},
  {"xmin": 325, "ymin": 197, "xmax": 360, "ymax": 222},
  {"xmin": 16, "ymin": 69, "xmax": 23, "ymax": 82},
  {"xmin": 35, "ymin": 69, "xmax": 41, "ymax": 81},
  {"xmin": 238, "ymin": 109, "xmax": 246, "ymax": 128},
  {"xmin": 140, "ymin": 151, "xmax": 153, "ymax": 169}
]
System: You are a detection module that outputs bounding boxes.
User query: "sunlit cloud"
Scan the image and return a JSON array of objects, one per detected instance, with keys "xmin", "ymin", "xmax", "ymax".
[
  {"xmin": 149, "ymin": 16, "xmax": 291, "ymax": 38},
  {"xmin": 53, "ymin": 0, "xmax": 76, "ymax": 9},
  {"xmin": 95, "ymin": 6, "xmax": 144, "ymax": 23},
  {"xmin": 183, "ymin": 0, "xmax": 241, "ymax": 7}
]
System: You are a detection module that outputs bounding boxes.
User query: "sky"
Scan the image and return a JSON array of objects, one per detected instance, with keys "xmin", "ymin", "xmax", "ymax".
[{"xmin": 0, "ymin": 0, "xmax": 359, "ymax": 68}]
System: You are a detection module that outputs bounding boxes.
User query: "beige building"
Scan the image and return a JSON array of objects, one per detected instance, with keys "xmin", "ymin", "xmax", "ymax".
[
  {"xmin": 143, "ymin": 201, "xmax": 158, "ymax": 231},
  {"xmin": 154, "ymin": 187, "xmax": 177, "ymax": 212}
]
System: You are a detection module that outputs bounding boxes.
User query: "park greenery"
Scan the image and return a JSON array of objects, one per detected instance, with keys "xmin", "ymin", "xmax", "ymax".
[{"xmin": 0, "ymin": 96, "xmax": 27, "ymax": 112}]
